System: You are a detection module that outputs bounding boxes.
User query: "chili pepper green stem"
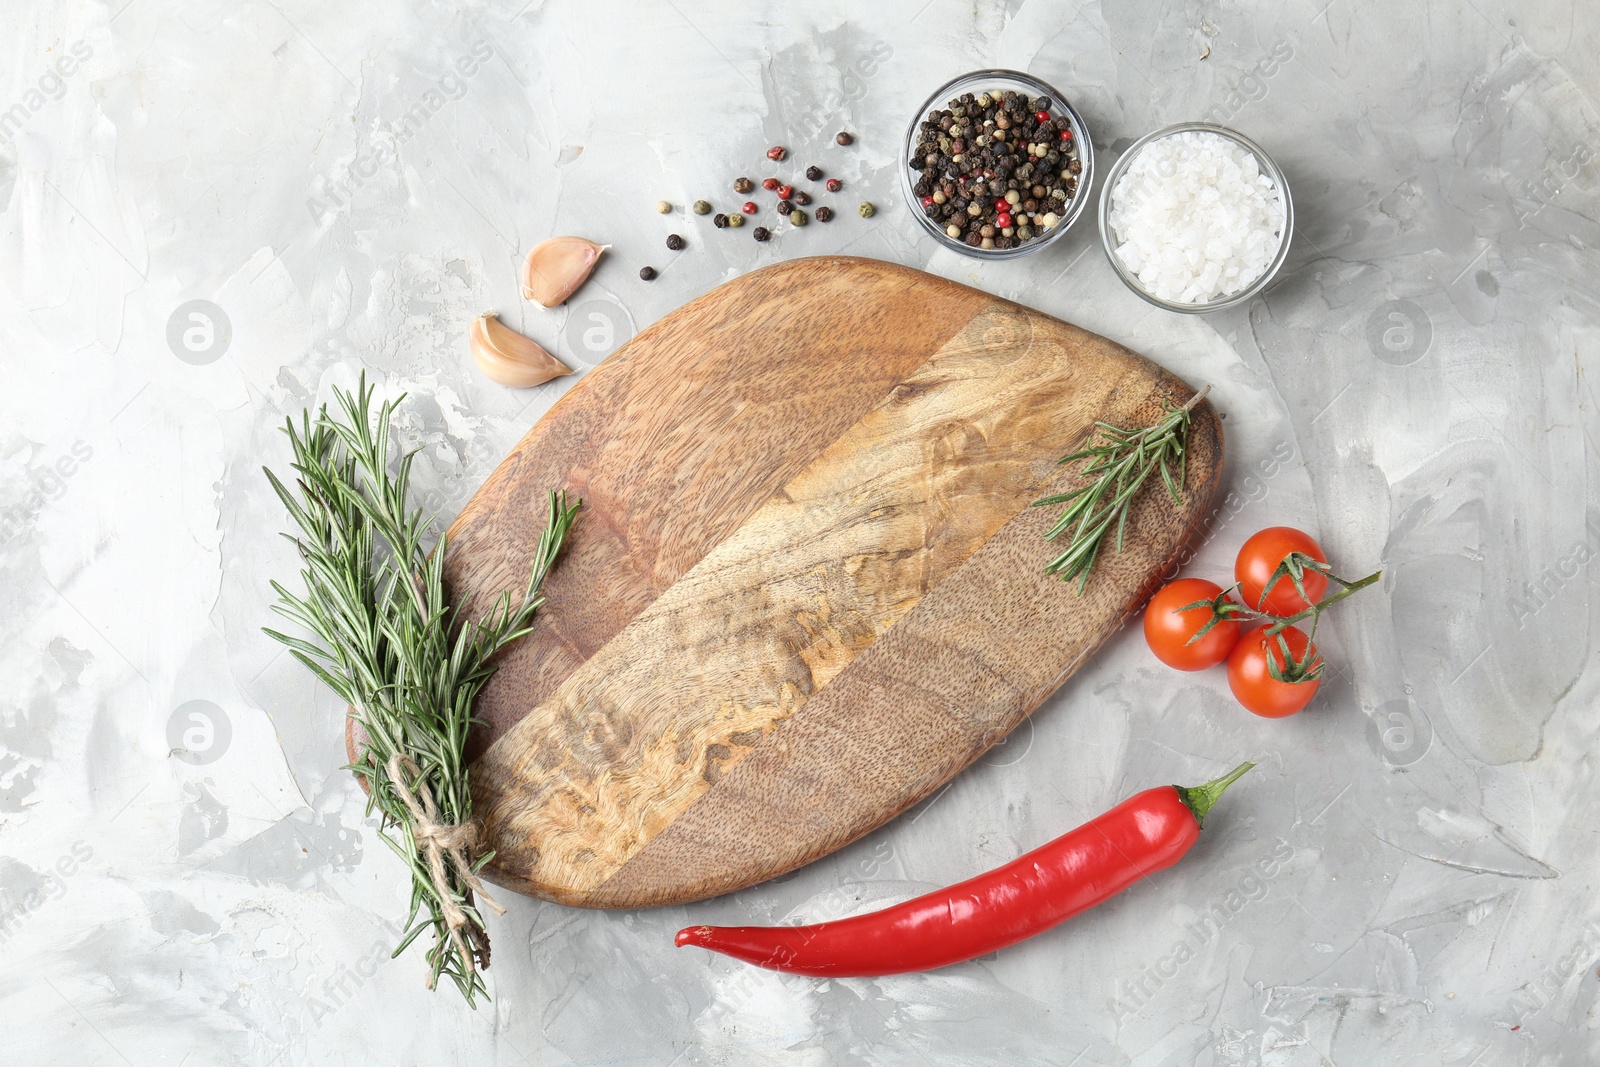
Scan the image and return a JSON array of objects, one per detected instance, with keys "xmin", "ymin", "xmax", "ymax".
[{"xmin": 1174, "ymin": 761, "xmax": 1255, "ymax": 829}]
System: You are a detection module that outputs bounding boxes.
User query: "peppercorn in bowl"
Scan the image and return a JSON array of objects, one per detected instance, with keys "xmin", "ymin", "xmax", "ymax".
[{"xmin": 903, "ymin": 70, "xmax": 1094, "ymax": 258}]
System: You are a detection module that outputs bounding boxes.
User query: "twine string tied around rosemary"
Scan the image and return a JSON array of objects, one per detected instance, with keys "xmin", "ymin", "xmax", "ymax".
[{"xmin": 385, "ymin": 751, "xmax": 505, "ymax": 983}]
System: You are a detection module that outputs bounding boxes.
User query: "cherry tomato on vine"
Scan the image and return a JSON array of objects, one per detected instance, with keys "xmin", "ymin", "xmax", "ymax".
[
  {"xmin": 1143, "ymin": 578, "xmax": 1241, "ymax": 671},
  {"xmin": 1227, "ymin": 626, "xmax": 1322, "ymax": 717},
  {"xmin": 1236, "ymin": 527, "xmax": 1329, "ymax": 616}
]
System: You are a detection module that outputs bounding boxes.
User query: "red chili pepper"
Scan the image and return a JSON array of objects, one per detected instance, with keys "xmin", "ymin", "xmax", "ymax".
[{"xmin": 675, "ymin": 762, "xmax": 1253, "ymax": 977}]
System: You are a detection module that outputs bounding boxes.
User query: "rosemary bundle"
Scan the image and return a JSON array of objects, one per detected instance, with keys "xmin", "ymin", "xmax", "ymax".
[
  {"xmin": 1035, "ymin": 386, "xmax": 1210, "ymax": 591},
  {"xmin": 263, "ymin": 375, "xmax": 579, "ymax": 1005}
]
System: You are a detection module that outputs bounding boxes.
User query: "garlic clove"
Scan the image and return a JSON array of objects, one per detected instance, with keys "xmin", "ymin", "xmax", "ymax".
[
  {"xmin": 521, "ymin": 236, "xmax": 606, "ymax": 307},
  {"xmin": 469, "ymin": 312, "xmax": 571, "ymax": 388}
]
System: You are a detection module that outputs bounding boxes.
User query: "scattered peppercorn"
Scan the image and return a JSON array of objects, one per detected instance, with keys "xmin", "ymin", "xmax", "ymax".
[
  {"xmin": 858, "ymin": 202, "xmax": 876, "ymax": 217},
  {"xmin": 734, "ymin": 176, "xmax": 754, "ymax": 193},
  {"xmin": 753, "ymin": 226, "xmax": 771, "ymax": 241},
  {"xmin": 836, "ymin": 131, "xmax": 854, "ymax": 145},
  {"xmin": 793, "ymin": 190, "xmax": 812, "ymax": 206},
  {"xmin": 742, "ymin": 201, "xmax": 758, "ymax": 214},
  {"xmin": 767, "ymin": 146, "xmax": 787, "ymax": 161},
  {"xmin": 816, "ymin": 206, "xmax": 834, "ymax": 222},
  {"xmin": 762, "ymin": 177, "xmax": 780, "ymax": 191},
  {"xmin": 728, "ymin": 213, "xmax": 745, "ymax": 228},
  {"xmin": 777, "ymin": 199, "xmax": 793, "ymax": 213},
  {"xmin": 656, "ymin": 200, "xmax": 672, "ymax": 214},
  {"xmin": 666, "ymin": 234, "xmax": 685, "ymax": 250},
  {"xmin": 826, "ymin": 178, "xmax": 843, "ymax": 192},
  {"xmin": 790, "ymin": 209, "xmax": 808, "ymax": 226},
  {"xmin": 639, "ymin": 266, "xmax": 657, "ymax": 280},
  {"xmin": 776, "ymin": 184, "xmax": 793, "ymax": 199},
  {"xmin": 805, "ymin": 165, "xmax": 823, "ymax": 181},
  {"xmin": 713, "ymin": 213, "xmax": 729, "ymax": 228},
  {"xmin": 693, "ymin": 200, "xmax": 712, "ymax": 215}
]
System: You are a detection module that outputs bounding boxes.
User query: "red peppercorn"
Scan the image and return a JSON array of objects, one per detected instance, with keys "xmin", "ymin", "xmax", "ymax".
[
  {"xmin": 742, "ymin": 201, "xmax": 758, "ymax": 214},
  {"xmin": 767, "ymin": 146, "xmax": 787, "ymax": 161},
  {"xmin": 994, "ymin": 199, "xmax": 1008, "ymax": 212},
  {"xmin": 777, "ymin": 184, "xmax": 793, "ymax": 199},
  {"xmin": 826, "ymin": 178, "xmax": 843, "ymax": 193},
  {"xmin": 1035, "ymin": 110, "xmax": 1049, "ymax": 122},
  {"xmin": 921, "ymin": 195, "xmax": 935, "ymax": 208},
  {"xmin": 762, "ymin": 177, "xmax": 780, "ymax": 191},
  {"xmin": 1059, "ymin": 129, "xmax": 1073, "ymax": 141},
  {"xmin": 997, "ymin": 212, "xmax": 1013, "ymax": 229}
]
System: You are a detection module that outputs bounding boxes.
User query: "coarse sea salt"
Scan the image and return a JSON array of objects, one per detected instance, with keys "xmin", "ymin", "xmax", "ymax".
[{"xmin": 1107, "ymin": 131, "xmax": 1285, "ymax": 305}]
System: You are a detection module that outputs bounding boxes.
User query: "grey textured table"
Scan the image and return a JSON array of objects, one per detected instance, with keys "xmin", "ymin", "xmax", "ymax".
[{"xmin": 2, "ymin": 1, "xmax": 1597, "ymax": 1064}]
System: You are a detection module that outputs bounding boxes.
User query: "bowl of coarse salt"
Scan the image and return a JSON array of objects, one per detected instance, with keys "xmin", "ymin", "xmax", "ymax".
[{"xmin": 1098, "ymin": 122, "xmax": 1292, "ymax": 313}]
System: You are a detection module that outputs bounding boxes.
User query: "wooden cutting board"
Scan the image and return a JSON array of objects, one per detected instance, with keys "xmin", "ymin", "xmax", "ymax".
[{"xmin": 442, "ymin": 256, "xmax": 1222, "ymax": 909}]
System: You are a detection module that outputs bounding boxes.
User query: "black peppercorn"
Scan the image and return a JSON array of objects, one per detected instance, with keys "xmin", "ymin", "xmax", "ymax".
[
  {"xmin": 913, "ymin": 86, "xmax": 1084, "ymax": 251},
  {"xmin": 836, "ymin": 131, "xmax": 853, "ymax": 145},
  {"xmin": 666, "ymin": 234, "xmax": 685, "ymax": 250},
  {"xmin": 713, "ymin": 213, "xmax": 729, "ymax": 228},
  {"xmin": 777, "ymin": 199, "xmax": 793, "ymax": 213},
  {"xmin": 734, "ymin": 176, "xmax": 754, "ymax": 193},
  {"xmin": 816, "ymin": 206, "xmax": 834, "ymax": 222},
  {"xmin": 753, "ymin": 226, "xmax": 771, "ymax": 241},
  {"xmin": 805, "ymin": 166, "xmax": 823, "ymax": 181},
  {"xmin": 793, "ymin": 190, "xmax": 812, "ymax": 206},
  {"xmin": 639, "ymin": 266, "xmax": 657, "ymax": 280}
]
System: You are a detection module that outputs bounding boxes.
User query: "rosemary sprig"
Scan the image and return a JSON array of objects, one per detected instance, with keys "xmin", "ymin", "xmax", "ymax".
[
  {"xmin": 262, "ymin": 373, "xmax": 579, "ymax": 1006},
  {"xmin": 1034, "ymin": 386, "xmax": 1211, "ymax": 591}
]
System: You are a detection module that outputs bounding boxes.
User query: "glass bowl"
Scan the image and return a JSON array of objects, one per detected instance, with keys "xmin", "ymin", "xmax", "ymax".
[
  {"xmin": 901, "ymin": 69, "xmax": 1095, "ymax": 260},
  {"xmin": 1097, "ymin": 122, "xmax": 1293, "ymax": 313}
]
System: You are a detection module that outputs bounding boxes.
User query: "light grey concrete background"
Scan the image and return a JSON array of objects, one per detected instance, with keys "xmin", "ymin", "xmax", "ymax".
[{"xmin": 2, "ymin": 0, "xmax": 1598, "ymax": 1063}]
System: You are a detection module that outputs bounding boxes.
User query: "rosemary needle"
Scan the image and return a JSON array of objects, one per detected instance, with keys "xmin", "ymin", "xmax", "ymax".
[
  {"xmin": 1033, "ymin": 386, "xmax": 1210, "ymax": 592},
  {"xmin": 262, "ymin": 373, "xmax": 579, "ymax": 1006}
]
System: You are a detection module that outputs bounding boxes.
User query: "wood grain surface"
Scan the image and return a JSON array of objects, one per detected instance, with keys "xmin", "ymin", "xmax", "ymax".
[{"xmin": 436, "ymin": 256, "xmax": 1222, "ymax": 908}]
